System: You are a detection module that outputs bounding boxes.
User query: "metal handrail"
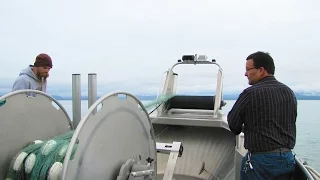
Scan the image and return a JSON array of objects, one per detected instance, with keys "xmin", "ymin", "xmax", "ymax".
[
  {"xmin": 169, "ymin": 59, "xmax": 224, "ymax": 118},
  {"xmin": 304, "ymin": 165, "xmax": 320, "ymax": 179}
]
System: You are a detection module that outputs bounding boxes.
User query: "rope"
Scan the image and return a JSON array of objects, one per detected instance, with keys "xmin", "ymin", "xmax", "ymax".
[{"xmin": 5, "ymin": 94, "xmax": 174, "ymax": 180}]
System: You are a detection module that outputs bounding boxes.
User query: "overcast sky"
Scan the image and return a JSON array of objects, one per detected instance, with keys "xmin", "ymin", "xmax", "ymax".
[{"xmin": 0, "ymin": 0, "xmax": 319, "ymax": 96}]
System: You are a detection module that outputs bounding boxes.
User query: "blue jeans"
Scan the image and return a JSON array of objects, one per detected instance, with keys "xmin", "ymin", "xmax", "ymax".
[{"xmin": 240, "ymin": 151, "xmax": 295, "ymax": 180}]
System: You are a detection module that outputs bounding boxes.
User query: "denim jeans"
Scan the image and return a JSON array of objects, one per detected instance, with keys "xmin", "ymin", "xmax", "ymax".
[{"xmin": 240, "ymin": 151, "xmax": 295, "ymax": 180}]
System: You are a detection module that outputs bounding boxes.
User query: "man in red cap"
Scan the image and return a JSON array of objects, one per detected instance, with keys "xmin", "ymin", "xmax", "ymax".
[{"xmin": 12, "ymin": 53, "xmax": 53, "ymax": 92}]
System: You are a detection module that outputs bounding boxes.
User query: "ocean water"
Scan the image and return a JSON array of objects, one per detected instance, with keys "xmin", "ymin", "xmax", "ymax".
[{"xmin": 57, "ymin": 99, "xmax": 320, "ymax": 171}]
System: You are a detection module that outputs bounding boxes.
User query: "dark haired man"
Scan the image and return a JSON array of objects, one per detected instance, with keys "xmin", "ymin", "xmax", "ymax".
[
  {"xmin": 228, "ymin": 51, "xmax": 297, "ymax": 179},
  {"xmin": 12, "ymin": 53, "xmax": 53, "ymax": 92}
]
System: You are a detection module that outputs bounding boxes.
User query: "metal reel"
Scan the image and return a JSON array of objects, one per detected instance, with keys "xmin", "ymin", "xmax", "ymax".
[
  {"xmin": 61, "ymin": 92, "xmax": 157, "ymax": 180},
  {"xmin": 0, "ymin": 90, "xmax": 72, "ymax": 179}
]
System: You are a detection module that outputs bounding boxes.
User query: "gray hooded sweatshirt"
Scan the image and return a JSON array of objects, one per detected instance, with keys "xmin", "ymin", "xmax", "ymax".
[{"xmin": 12, "ymin": 65, "xmax": 47, "ymax": 92}]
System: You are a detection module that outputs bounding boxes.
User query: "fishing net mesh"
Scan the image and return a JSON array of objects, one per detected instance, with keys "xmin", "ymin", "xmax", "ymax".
[{"xmin": 6, "ymin": 131, "xmax": 77, "ymax": 180}]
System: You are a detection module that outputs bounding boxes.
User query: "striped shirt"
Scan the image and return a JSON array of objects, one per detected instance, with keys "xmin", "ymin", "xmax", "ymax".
[{"xmin": 227, "ymin": 76, "xmax": 297, "ymax": 152}]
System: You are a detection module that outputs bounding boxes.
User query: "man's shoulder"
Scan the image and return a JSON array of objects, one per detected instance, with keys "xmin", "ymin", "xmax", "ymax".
[
  {"xmin": 277, "ymin": 81, "xmax": 294, "ymax": 90},
  {"xmin": 14, "ymin": 74, "xmax": 32, "ymax": 82},
  {"xmin": 12, "ymin": 74, "xmax": 34, "ymax": 87},
  {"xmin": 243, "ymin": 80, "xmax": 296, "ymax": 98},
  {"xmin": 240, "ymin": 83, "xmax": 272, "ymax": 96},
  {"xmin": 12, "ymin": 76, "xmax": 30, "ymax": 91},
  {"xmin": 236, "ymin": 87, "xmax": 252, "ymax": 100},
  {"xmin": 241, "ymin": 86, "xmax": 255, "ymax": 94}
]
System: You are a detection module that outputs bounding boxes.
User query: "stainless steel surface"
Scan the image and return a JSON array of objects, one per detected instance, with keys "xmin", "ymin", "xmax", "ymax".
[
  {"xmin": 151, "ymin": 116, "xmax": 229, "ymax": 130},
  {"xmin": 295, "ymin": 156, "xmax": 315, "ymax": 180},
  {"xmin": 131, "ymin": 170, "xmax": 154, "ymax": 177},
  {"xmin": 156, "ymin": 57, "xmax": 224, "ymax": 119},
  {"xmin": 88, "ymin": 73, "xmax": 97, "ymax": 115},
  {"xmin": 156, "ymin": 142, "xmax": 182, "ymax": 155},
  {"xmin": 167, "ymin": 108, "xmax": 215, "ymax": 115},
  {"xmin": 234, "ymin": 150, "xmax": 243, "ymax": 180},
  {"xmin": 72, "ymin": 74, "xmax": 81, "ymax": 128},
  {"xmin": 0, "ymin": 90, "xmax": 72, "ymax": 179},
  {"xmin": 152, "ymin": 57, "xmax": 235, "ymax": 179},
  {"xmin": 62, "ymin": 92, "xmax": 157, "ymax": 180},
  {"xmin": 162, "ymin": 142, "xmax": 181, "ymax": 180},
  {"xmin": 153, "ymin": 124, "xmax": 235, "ymax": 180}
]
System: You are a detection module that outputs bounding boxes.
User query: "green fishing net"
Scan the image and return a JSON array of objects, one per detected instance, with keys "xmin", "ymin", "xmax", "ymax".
[
  {"xmin": 144, "ymin": 94, "xmax": 175, "ymax": 113},
  {"xmin": 0, "ymin": 99, "xmax": 6, "ymax": 107},
  {"xmin": 6, "ymin": 131, "xmax": 77, "ymax": 180}
]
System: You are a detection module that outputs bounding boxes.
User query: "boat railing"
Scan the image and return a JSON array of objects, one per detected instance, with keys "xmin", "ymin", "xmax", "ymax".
[
  {"xmin": 304, "ymin": 165, "xmax": 320, "ymax": 179},
  {"xmin": 156, "ymin": 54, "xmax": 224, "ymax": 118},
  {"xmin": 235, "ymin": 133, "xmax": 247, "ymax": 155},
  {"xmin": 235, "ymin": 132, "xmax": 320, "ymax": 180}
]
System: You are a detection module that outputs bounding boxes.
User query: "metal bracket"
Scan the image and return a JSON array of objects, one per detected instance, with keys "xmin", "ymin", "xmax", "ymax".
[
  {"xmin": 156, "ymin": 142, "xmax": 183, "ymax": 180},
  {"xmin": 129, "ymin": 169, "xmax": 154, "ymax": 180},
  {"xmin": 117, "ymin": 158, "xmax": 154, "ymax": 180},
  {"xmin": 118, "ymin": 141, "xmax": 183, "ymax": 180},
  {"xmin": 156, "ymin": 142, "xmax": 183, "ymax": 157}
]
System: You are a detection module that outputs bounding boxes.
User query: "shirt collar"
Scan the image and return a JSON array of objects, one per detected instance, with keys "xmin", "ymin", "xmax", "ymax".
[{"xmin": 258, "ymin": 75, "xmax": 275, "ymax": 83}]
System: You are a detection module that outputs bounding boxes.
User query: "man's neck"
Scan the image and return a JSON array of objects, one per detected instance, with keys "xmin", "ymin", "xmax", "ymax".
[{"xmin": 32, "ymin": 68, "xmax": 37, "ymax": 77}]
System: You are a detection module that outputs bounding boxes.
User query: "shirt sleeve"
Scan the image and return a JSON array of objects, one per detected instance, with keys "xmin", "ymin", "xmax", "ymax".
[{"xmin": 227, "ymin": 89, "xmax": 250, "ymax": 135}]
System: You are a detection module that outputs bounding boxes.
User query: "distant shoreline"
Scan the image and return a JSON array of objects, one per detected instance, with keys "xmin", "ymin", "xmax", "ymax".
[
  {"xmin": 51, "ymin": 94, "xmax": 320, "ymax": 101},
  {"xmin": 1, "ymin": 93, "xmax": 320, "ymax": 101}
]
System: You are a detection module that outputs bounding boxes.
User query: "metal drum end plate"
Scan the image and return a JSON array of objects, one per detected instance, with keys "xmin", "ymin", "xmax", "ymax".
[
  {"xmin": 0, "ymin": 90, "xmax": 72, "ymax": 179},
  {"xmin": 62, "ymin": 92, "xmax": 157, "ymax": 180}
]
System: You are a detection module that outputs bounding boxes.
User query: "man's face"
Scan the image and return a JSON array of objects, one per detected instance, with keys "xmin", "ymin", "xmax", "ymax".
[
  {"xmin": 36, "ymin": 66, "xmax": 51, "ymax": 79},
  {"xmin": 245, "ymin": 59, "xmax": 261, "ymax": 85}
]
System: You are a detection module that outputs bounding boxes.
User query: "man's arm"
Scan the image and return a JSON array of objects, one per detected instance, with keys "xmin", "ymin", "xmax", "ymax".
[
  {"xmin": 12, "ymin": 78, "xmax": 30, "ymax": 92},
  {"xmin": 227, "ymin": 90, "xmax": 249, "ymax": 135}
]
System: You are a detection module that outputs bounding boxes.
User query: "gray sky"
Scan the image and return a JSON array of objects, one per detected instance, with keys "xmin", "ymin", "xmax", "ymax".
[{"xmin": 1, "ymin": 0, "xmax": 319, "ymax": 96}]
